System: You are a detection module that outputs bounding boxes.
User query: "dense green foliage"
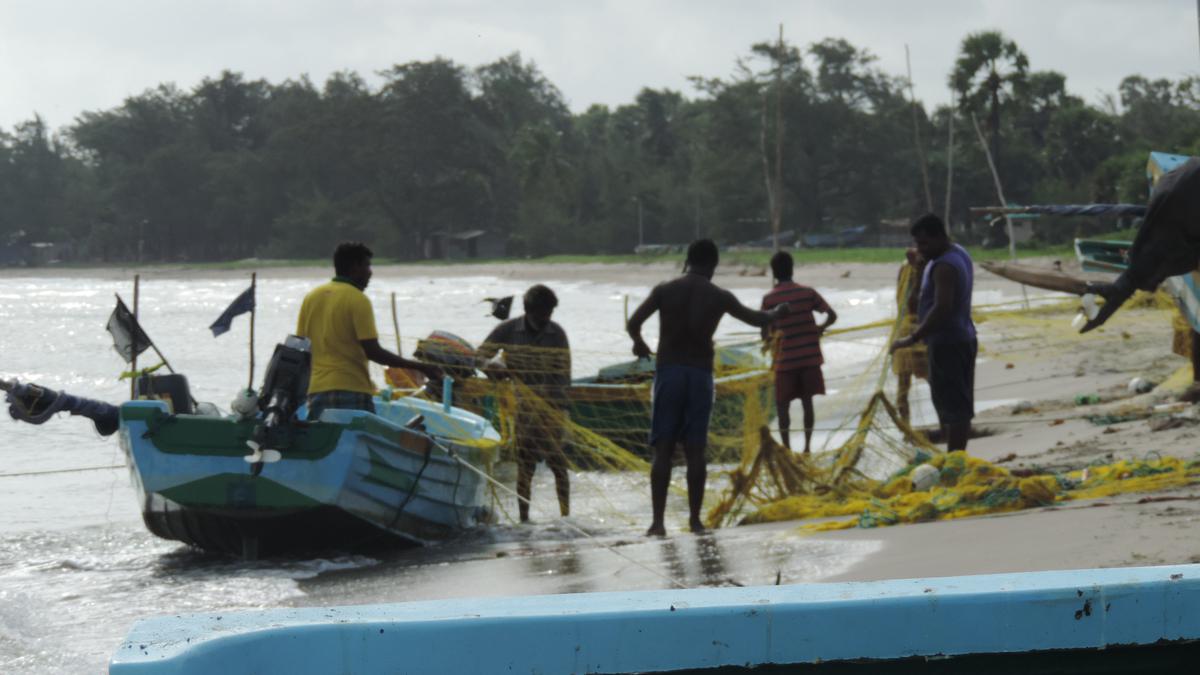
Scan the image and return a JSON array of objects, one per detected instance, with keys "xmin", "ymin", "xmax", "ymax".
[{"xmin": 1, "ymin": 31, "xmax": 1196, "ymax": 263}]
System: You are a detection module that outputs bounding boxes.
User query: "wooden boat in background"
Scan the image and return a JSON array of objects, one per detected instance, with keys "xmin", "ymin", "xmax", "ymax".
[{"xmin": 980, "ymin": 260, "xmax": 1091, "ymax": 295}]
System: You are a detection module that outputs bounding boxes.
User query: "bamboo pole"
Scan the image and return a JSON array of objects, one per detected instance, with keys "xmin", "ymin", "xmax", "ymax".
[
  {"xmin": 772, "ymin": 23, "xmax": 785, "ymax": 249},
  {"xmin": 905, "ymin": 45, "xmax": 934, "ymax": 212},
  {"xmin": 943, "ymin": 89, "xmax": 956, "ymax": 226},
  {"xmin": 391, "ymin": 292, "xmax": 402, "ymax": 353},
  {"xmin": 248, "ymin": 272, "xmax": 256, "ymax": 391},
  {"xmin": 971, "ymin": 112, "xmax": 1028, "ymax": 307}
]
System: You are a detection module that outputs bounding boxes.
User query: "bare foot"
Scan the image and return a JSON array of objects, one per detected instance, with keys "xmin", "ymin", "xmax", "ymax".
[
  {"xmin": 689, "ymin": 519, "xmax": 706, "ymax": 534},
  {"xmin": 645, "ymin": 523, "xmax": 666, "ymax": 537}
]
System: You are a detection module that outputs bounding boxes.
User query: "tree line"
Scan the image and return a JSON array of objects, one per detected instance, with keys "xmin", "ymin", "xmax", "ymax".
[{"xmin": 0, "ymin": 30, "xmax": 1197, "ymax": 263}]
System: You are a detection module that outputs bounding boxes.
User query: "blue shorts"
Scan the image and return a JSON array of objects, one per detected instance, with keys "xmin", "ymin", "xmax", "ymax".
[{"xmin": 650, "ymin": 365, "xmax": 715, "ymax": 447}]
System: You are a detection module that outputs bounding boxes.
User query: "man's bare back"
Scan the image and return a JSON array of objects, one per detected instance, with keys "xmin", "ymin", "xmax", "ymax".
[{"xmin": 629, "ymin": 272, "xmax": 781, "ymax": 368}]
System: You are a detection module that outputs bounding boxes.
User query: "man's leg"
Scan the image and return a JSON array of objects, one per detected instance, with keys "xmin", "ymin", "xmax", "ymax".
[
  {"xmin": 896, "ymin": 371, "xmax": 912, "ymax": 425},
  {"xmin": 683, "ymin": 441, "xmax": 708, "ymax": 533},
  {"xmin": 776, "ymin": 400, "xmax": 791, "ymax": 450},
  {"xmin": 647, "ymin": 440, "xmax": 673, "ymax": 536},
  {"xmin": 547, "ymin": 448, "xmax": 570, "ymax": 518},
  {"xmin": 801, "ymin": 396, "xmax": 815, "ymax": 454},
  {"xmin": 516, "ymin": 451, "xmax": 536, "ymax": 523},
  {"xmin": 946, "ymin": 422, "xmax": 970, "ymax": 453}
]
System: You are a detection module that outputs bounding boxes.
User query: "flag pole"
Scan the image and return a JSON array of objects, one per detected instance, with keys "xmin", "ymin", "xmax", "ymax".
[
  {"xmin": 130, "ymin": 274, "xmax": 140, "ymax": 399},
  {"xmin": 115, "ymin": 292, "xmax": 178, "ymax": 376},
  {"xmin": 248, "ymin": 272, "xmax": 257, "ymax": 391}
]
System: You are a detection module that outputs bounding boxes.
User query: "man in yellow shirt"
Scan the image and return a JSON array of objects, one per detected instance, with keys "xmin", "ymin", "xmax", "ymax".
[{"xmin": 296, "ymin": 242, "xmax": 438, "ymax": 419}]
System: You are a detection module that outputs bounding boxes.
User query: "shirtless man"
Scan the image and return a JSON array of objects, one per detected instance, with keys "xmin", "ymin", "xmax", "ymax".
[{"xmin": 627, "ymin": 239, "xmax": 789, "ymax": 536}]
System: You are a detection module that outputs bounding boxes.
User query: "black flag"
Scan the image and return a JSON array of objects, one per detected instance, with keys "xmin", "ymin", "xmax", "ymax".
[
  {"xmin": 106, "ymin": 297, "xmax": 151, "ymax": 363},
  {"xmin": 209, "ymin": 285, "xmax": 256, "ymax": 337}
]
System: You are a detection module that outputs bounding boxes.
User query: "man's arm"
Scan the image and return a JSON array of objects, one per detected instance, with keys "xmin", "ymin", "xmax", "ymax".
[
  {"xmin": 725, "ymin": 291, "xmax": 788, "ymax": 328},
  {"xmin": 626, "ymin": 288, "xmax": 660, "ymax": 359},
  {"xmin": 819, "ymin": 307, "xmax": 838, "ymax": 334},
  {"xmin": 814, "ymin": 292, "xmax": 837, "ymax": 334},
  {"xmin": 361, "ymin": 339, "xmax": 441, "ymax": 379},
  {"xmin": 891, "ymin": 263, "xmax": 955, "ymax": 352}
]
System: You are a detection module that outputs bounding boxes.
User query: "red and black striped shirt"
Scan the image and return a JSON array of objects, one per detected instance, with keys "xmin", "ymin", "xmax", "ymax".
[{"xmin": 761, "ymin": 281, "xmax": 831, "ymax": 372}]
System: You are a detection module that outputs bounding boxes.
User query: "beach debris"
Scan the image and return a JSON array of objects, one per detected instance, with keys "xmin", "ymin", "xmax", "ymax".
[
  {"xmin": 1128, "ymin": 377, "xmax": 1155, "ymax": 394},
  {"xmin": 840, "ymin": 270, "xmax": 851, "ymax": 278},
  {"xmin": 1149, "ymin": 416, "xmax": 1198, "ymax": 432},
  {"xmin": 1011, "ymin": 400, "xmax": 1035, "ymax": 414},
  {"xmin": 1153, "ymin": 402, "xmax": 1189, "ymax": 415},
  {"xmin": 1074, "ymin": 394, "xmax": 1101, "ymax": 406},
  {"xmin": 996, "ymin": 453, "xmax": 1018, "ymax": 464}
]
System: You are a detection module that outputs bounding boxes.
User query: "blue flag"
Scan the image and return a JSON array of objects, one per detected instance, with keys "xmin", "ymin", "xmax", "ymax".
[{"xmin": 209, "ymin": 285, "xmax": 255, "ymax": 337}]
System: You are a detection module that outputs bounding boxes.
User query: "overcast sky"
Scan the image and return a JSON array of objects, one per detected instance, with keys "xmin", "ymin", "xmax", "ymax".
[{"xmin": 2, "ymin": 0, "xmax": 1197, "ymax": 133}]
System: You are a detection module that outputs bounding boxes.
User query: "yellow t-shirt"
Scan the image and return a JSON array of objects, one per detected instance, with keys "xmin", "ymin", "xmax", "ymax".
[{"xmin": 295, "ymin": 279, "xmax": 379, "ymax": 395}]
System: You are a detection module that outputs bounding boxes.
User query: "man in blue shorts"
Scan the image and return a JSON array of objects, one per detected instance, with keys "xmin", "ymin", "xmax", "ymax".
[
  {"xmin": 890, "ymin": 214, "xmax": 977, "ymax": 452},
  {"xmin": 628, "ymin": 240, "xmax": 789, "ymax": 536}
]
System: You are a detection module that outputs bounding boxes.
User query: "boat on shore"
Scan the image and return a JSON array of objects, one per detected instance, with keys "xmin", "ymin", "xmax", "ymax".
[
  {"xmin": 980, "ymin": 260, "xmax": 1092, "ymax": 295},
  {"xmin": 123, "ymin": 393, "xmax": 498, "ymax": 558},
  {"xmin": 109, "ymin": 563, "xmax": 1200, "ymax": 674},
  {"xmin": 4, "ymin": 340, "xmax": 500, "ymax": 558}
]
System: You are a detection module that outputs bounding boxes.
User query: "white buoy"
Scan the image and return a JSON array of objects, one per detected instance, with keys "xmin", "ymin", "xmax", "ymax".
[
  {"xmin": 231, "ymin": 389, "xmax": 258, "ymax": 418},
  {"xmin": 911, "ymin": 463, "xmax": 940, "ymax": 491},
  {"xmin": 1128, "ymin": 377, "xmax": 1153, "ymax": 394}
]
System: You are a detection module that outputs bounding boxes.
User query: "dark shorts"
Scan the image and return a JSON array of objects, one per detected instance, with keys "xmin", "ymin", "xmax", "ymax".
[
  {"xmin": 514, "ymin": 407, "xmax": 570, "ymax": 467},
  {"xmin": 650, "ymin": 365, "xmax": 715, "ymax": 447},
  {"xmin": 927, "ymin": 340, "xmax": 976, "ymax": 426},
  {"xmin": 774, "ymin": 366, "xmax": 825, "ymax": 404},
  {"xmin": 307, "ymin": 390, "xmax": 375, "ymax": 420}
]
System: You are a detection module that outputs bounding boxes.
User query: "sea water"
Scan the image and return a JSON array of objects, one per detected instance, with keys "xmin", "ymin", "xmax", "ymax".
[{"xmin": 0, "ymin": 268, "xmax": 1018, "ymax": 672}]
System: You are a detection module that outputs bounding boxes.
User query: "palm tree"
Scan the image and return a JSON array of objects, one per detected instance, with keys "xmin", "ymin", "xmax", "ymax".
[{"xmin": 950, "ymin": 31, "xmax": 1029, "ymax": 164}]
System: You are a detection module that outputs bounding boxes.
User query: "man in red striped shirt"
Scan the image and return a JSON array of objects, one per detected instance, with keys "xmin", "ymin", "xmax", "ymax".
[{"xmin": 761, "ymin": 251, "xmax": 837, "ymax": 453}]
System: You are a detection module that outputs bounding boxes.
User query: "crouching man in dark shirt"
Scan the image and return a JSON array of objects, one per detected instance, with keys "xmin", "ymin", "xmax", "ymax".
[{"xmin": 478, "ymin": 285, "xmax": 572, "ymax": 523}]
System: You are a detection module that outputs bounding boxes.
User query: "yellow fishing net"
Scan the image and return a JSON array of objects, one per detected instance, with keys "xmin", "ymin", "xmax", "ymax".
[{"xmin": 381, "ymin": 271, "xmax": 1199, "ymax": 532}]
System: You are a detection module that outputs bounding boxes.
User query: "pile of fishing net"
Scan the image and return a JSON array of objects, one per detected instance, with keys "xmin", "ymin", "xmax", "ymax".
[
  {"xmin": 703, "ymin": 284, "xmax": 1200, "ymax": 533},
  {"xmin": 381, "ymin": 277, "xmax": 1200, "ymax": 529},
  {"xmin": 732, "ymin": 450, "xmax": 1200, "ymax": 533}
]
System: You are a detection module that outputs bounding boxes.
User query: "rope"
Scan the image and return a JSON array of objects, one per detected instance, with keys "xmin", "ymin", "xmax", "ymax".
[
  {"xmin": 431, "ymin": 436, "xmax": 690, "ymax": 590},
  {"xmin": 0, "ymin": 463, "xmax": 125, "ymax": 478}
]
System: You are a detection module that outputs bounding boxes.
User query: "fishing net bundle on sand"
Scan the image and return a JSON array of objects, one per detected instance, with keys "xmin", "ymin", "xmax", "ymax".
[{"xmin": 385, "ymin": 272, "xmax": 1200, "ymax": 531}]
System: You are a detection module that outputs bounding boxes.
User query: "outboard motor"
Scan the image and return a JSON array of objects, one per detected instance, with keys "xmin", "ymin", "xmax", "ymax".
[{"xmin": 246, "ymin": 336, "xmax": 311, "ymax": 467}]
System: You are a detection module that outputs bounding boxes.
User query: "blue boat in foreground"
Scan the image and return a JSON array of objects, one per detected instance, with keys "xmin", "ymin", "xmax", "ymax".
[{"xmin": 110, "ymin": 564, "xmax": 1200, "ymax": 673}]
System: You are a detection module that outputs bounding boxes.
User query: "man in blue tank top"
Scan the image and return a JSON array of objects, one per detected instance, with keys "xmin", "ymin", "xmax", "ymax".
[{"xmin": 890, "ymin": 214, "xmax": 977, "ymax": 452}]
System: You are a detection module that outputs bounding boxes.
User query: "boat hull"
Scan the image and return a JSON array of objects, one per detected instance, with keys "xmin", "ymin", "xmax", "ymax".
[
  {"xmin": 111, "ymin": 564, "xmax": 1200, "ymax": 674},
  {"xmin": 120, "ymin": 397, "xmax": 497, "ymax": 556}
]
